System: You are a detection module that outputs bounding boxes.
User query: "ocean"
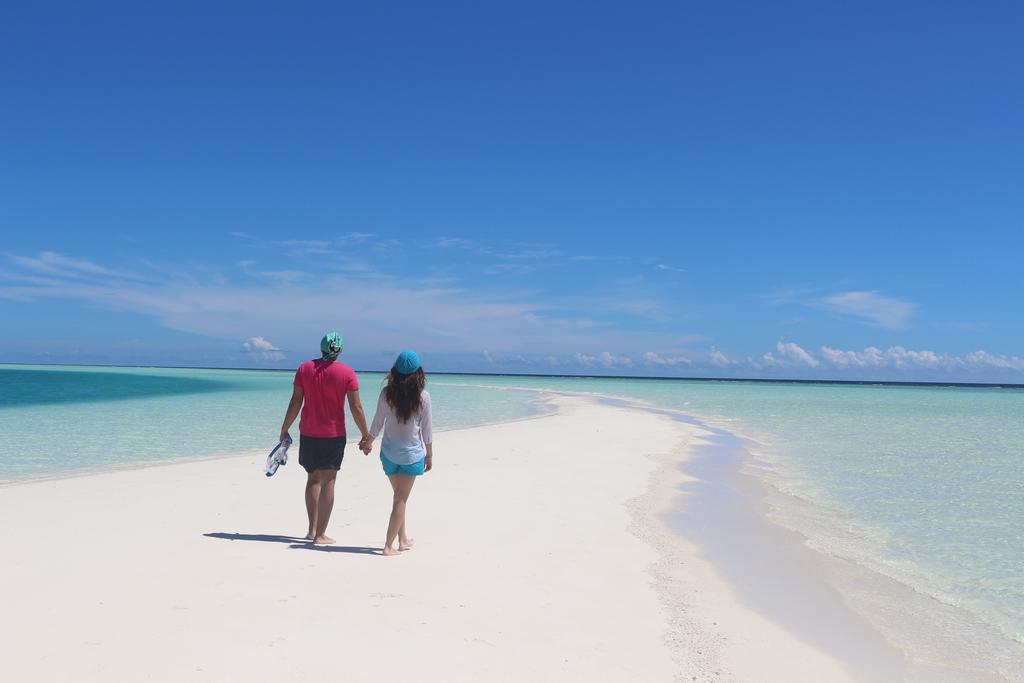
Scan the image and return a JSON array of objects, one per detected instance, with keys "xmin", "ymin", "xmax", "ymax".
[{"xmin": 3, "ymin": 364, "xmax": 1023, "ymax": 674}]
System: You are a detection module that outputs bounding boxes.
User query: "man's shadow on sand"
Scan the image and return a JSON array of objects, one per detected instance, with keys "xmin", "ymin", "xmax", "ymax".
[{"xmin": 203, "ymin": 532, "xmax": 381, "ymax": 555}]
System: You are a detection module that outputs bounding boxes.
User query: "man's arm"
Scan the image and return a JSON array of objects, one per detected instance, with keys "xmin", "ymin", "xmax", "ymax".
[
  {"xmin": 280, "ymin": 385, "xmax": 303, "ymax": 443},
  {"xmin": 347, "ymin": 389, "xmax": 371, "ymax": 451}
]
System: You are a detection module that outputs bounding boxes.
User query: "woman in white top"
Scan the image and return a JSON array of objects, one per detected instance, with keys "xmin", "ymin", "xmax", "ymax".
[{"xmin": 360, "ymin": 349, "xmax": 433, "ymax": 556}]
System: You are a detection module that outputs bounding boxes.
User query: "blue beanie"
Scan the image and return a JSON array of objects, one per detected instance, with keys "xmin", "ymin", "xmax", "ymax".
[{"xmin": 394, "ymin": 349, "xmax": 421, "ymax": 375}]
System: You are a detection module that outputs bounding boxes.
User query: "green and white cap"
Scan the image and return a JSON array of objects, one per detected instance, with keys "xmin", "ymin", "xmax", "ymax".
[{"xmin": 320, "ymin": 332, "xmax": 344, "ymax": 360}]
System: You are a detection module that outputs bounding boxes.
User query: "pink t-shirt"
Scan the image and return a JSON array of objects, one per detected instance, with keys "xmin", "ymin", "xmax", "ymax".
[{"xmin": 293, "ymin": 359, "xmax": 360, "ymax": 438}]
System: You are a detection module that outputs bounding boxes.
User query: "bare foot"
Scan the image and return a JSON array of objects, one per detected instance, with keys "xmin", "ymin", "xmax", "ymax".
[
  {"xmin": 399, "ymin": 538, "xmax": 415, "ymax": 551},
  {"xmin": 304, "ymin": 532, "xmax": 316, "ymax": 541},
  {"xmin": 382, "ymin": 546, "xmax": 401, "ymax": 556},
  {"xmin": 313, "ymin": 534, "xmax": 335, "ymax": 545}
]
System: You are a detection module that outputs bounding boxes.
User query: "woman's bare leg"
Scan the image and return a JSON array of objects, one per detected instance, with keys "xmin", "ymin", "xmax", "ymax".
[
  {"xmin": 398, "ymin": 507, "xmax": 414, "ymax": 551},
  {"xmin": 384, "ymin": 474, "xmax": 416, "ymax": 556}
]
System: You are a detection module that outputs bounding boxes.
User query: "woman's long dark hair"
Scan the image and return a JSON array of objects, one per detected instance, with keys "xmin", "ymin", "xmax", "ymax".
[{"xmin": 384, "ymin": 367, "xmax": 426, "ymax": 423}]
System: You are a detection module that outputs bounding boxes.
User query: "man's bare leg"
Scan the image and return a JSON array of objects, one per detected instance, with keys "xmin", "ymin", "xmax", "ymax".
[
  {"xmin": 313, "ymin": 470, "xmax": 337, "ymax": 544},
  {"xmin": 304, "ymin": 471, "xmax": 321, "ymax": 540},
  {"xmin": 384, "ymin": 474, "xmax": 416, "ymax": 556}
]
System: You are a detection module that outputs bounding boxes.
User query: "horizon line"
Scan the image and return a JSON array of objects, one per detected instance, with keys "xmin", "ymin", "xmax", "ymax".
[{"xmin": 3, "ymin": 361, "xmax": 1023, "ymax": 390}]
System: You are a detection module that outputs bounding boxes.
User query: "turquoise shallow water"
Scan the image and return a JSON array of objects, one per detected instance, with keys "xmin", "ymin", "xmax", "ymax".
[
  {"xmin": 0, "ymin": 365, "xmax": 541, "ymax": 479},
  {"xmin": 442, "ymin": 375, "xmax": 1024, "ymax": 654},
  {"xmin": 3, "ymin": 365, "xmax": 1023, "ymax": 665}
]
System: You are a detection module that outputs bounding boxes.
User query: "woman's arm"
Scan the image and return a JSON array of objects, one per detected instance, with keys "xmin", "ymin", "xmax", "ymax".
[
  {"xmin": 422, "ymin": 393, "xmax": 433, "ymax": 471},
  {"xmin": 361, "ymin": 390, "xmax": 388, "ymax": 453}
]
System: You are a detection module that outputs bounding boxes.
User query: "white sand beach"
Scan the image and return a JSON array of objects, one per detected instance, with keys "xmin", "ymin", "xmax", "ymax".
[{"xmin": 1, "ymin": 396, "xmax": 879, "ymax": 681}]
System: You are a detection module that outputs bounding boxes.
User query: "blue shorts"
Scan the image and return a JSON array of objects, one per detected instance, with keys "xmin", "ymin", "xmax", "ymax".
[{"xmin": 380, "ymin": 453, "xmax": 425, "ymax": 477}]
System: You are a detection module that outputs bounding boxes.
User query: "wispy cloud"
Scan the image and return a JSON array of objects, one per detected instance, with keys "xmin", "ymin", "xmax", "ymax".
[
  {"xmin": 8, "ymin": 251, "xmax": 147, "ymax": 282},
  {"xmin": 278, "ymin": 240, "xmax": 337, "ymax": 256},
  {"xmin": 676, "ymin": 333, "xmax": 710, "ymax": 345},
  {"xmin": 818, "ymin": 291, "xmax": 916, "ymax": 330},
  {"xmin": 6, "ymin": 250, "xmax": 1020, "ymax": 381},
  {"xmin": 656, "ymin": 264, "xmax": 686, "ymax": 273},
  {"xmin": 483, "ymin": 263, "xmax": 538, "ymax": 276},
  {"xmin": 237, "ymin": 260, "xmax": 308, "ymax": 283},
  {"xmin": 602, "ymin": 298, "xmax": 666, "ymax": 321},
  {"xmin": 435, "ymin": 236, "xmax": 481, "ymax": 251},
  {"xmin": 340, "ymin": 232, "xmax": 376, "ymax": 242},
  {"xmin": 0, "ymin": 251, "xmax": 670, "ymax": 357},
  {"xmin": 434, "ymin": 237, "xmax": 581, "ymax": 268},
  {"xmin": 231, "ymin": 232, "xmax": 376, "ymax": 257}
]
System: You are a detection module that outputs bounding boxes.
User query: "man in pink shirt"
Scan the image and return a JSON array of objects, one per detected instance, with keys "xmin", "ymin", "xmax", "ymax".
[{"xmin": 279, "ymin": 332, "xmax": 370, "ymax": 545}]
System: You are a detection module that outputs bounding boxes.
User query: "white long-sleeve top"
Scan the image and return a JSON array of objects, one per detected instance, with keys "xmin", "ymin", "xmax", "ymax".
[{"xmin": 369, "ymin": 389, "xmax": 432, "ymax": 465}]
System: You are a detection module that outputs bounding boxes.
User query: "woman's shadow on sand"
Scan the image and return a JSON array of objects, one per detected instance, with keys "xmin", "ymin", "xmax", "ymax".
[{"xmin": 203, "ymin": 532, "xmax": 381, "ymax": 555}]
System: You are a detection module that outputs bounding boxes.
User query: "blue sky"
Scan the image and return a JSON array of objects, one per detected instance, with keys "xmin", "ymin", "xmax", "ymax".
[{"xmin": 2, "ymin": 2, "xmax": 1022, "ymax": 380}]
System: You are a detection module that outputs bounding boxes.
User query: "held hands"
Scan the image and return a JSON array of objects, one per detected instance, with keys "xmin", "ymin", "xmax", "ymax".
[{"xmin": 358, "ymin": 434, "xmax": 374, "ymax": 455}]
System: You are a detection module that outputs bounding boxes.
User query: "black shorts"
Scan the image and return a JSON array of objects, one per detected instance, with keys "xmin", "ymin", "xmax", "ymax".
[{"xmin": 298, "ymin": 435, "xmax": 346, "ymax": 473}]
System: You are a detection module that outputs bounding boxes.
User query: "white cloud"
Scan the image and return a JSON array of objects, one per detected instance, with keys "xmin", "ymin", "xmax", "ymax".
[
  {"xmin": 642, "ymin": 351, "xmax": 692, "ymax": 367},
  {"xmin": 964, "ymin": 350, "xmax": 1024, "ymax": 370},
  {"xmin": 774, "ymin": 341, "xmax": 820, "ymax": 367},
  {"xmin": 884, "ymin": 346, "xmax": 947, "ymax": 368},
  {"xmin": 708, "ymin": 347, "xmax": 731, "ymax": 367},
  {"xmin": 242, "ymin": 336, "xmax": 285, "ymax": 361},
  {"xmin": 601, "ymin": 351, "xmax": 633, "ymax": 367},
  {"xmin": 656, "ymin": 264, "xmax": 686, "ymax": 273},
  {"xmin": 819, "ymin": 346, "xmax": 882, "ymax": 368},
  {"xmin": 572, "ymin": 344, "xmax": 1024, "ymax": 376},
  {"xmin": 575, "ymin": 351, "xmax": 633, "ymax": 368},
  {"xmin": 817, "ymin": 345, "xmax": 1024, "ymax": 372},
  {"xmin": 819, "ymin": 291, "xmax": 915, "ymax": 330}
]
